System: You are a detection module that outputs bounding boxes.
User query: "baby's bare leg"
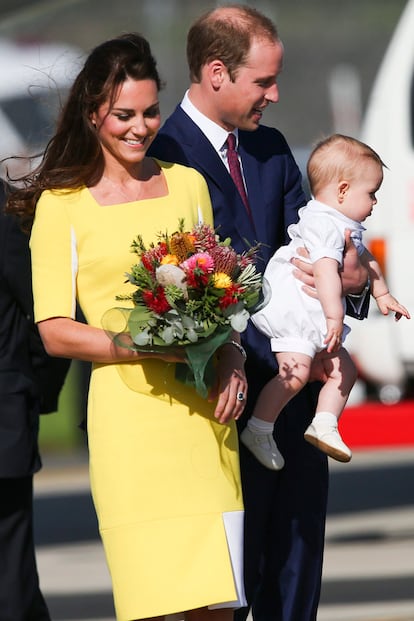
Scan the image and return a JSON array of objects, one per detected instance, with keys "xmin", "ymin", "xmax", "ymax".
[
  {"xmin": 315, "ymin": 347, "xmax": 358, "ymax": 417},
  {"xmin": 304, "ymin": 347, "xmax": 357, "ymax": 462},
  {"xmin": 241, "ymin": 351, "xmax": 312, "ymax": 470},
  {"xmin": 252, "ymin": 351, "xmax": 312, "ymax": 423}
]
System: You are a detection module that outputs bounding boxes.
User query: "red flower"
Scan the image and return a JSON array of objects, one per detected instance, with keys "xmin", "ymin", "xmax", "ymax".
[
  {"xmin": 186, "ymin": 270, "xmax": 210, "ymax": 288},
  {"xmin": 219, "ymin": 284, "xmax": 244, "ymax": 309},
  {"xmin": 141, "ymin": 255, "xmax": 154, "ymax": 272},
  {"xmin": 141, "ymin": 243, "xmax": 169, "ymax": 273},
  {"xmin": 238, "ymin": 255, "xmax": 253, "ymax": 268},
  {"xmin": 182, "ymin": 253, "xmax": 214, "ymax": 288},
  {"xmin": 142, "ymin": 286, "xmax": 171, "ymax": 314}
]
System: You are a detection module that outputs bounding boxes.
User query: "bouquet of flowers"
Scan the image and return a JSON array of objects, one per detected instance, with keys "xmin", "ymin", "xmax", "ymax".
[{"xmin": 102, "ymin": 219, "xmax": 266, "ymax": 397}]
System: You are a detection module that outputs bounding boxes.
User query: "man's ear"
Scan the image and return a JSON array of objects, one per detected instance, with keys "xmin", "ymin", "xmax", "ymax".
[{"xmin": 207, "ymin": 59, "xmax": 227, "ymax": 89}]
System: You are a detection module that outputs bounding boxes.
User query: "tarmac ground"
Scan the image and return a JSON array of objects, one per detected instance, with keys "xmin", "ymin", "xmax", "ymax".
[{"xmin": 34, "ymin": 446, "xmax": 414, "ymax": 621}]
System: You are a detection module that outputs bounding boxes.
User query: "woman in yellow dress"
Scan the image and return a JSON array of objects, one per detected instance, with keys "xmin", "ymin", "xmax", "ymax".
[{"xmin": 6, "ymin": 34, "xmax": 247, "ymax": 621}]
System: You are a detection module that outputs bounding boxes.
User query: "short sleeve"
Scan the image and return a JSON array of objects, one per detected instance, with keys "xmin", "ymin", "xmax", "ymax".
[
  {"xmin": 30, "ymin": 191, "xmax": 77, "ymax": 322},
  {"xmin": 298, "ymin": 213, "xmax": 345, "ymax": 266}
]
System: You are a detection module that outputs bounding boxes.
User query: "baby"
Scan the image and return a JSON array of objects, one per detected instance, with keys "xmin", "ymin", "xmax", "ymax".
[{"xmin": 242, "ymin": 134, "xmax": 410, "ymax": 469}]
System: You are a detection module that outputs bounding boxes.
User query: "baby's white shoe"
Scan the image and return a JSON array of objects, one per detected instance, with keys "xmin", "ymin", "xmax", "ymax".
[
  {"xmin": 240, "ymin": 427, "xmax": 285, "ymax": 470},
  {"xmin": 304, "ymin": 419, "xmax": 352, "ymax": 463}
]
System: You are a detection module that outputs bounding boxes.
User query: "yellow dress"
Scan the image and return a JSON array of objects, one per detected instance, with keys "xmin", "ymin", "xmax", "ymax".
[{"xmin": 30, "ymin": 161, "xmax": 245, "ymax": 620}]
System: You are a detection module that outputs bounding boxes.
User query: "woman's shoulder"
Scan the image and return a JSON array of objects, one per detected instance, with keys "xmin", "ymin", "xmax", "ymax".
[
  {"xmin": 153, "ymin": 158, "xmax": 204, "ymax": 182},
  {"xmin": 38, "ymin": 186, "xmax": 88, "ymax": 208}
]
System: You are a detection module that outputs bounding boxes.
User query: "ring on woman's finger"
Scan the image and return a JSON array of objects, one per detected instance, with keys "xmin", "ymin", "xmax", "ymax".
[{"xmin": 236, "ymin": 391, "xmax": 245, "ymax": 402}]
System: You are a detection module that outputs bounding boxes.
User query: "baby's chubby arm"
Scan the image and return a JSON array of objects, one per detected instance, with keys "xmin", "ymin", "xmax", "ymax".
[
  {"xmin": 360, "ymin": 249, "xmax": 411, "ymax": 321},
  {"xmin": 292, "ymin": 229, "xmax": 369, "ymax": 296},
  {"xmin": 313, "ymin": 256, "xmax": 344, "ymax": 352}
]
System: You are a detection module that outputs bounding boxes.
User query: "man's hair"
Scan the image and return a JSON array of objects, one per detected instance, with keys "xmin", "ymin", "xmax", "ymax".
[
  {"xmin": 307, "ymin": 133, "xmax": 386, "ymax": 196},
  {"xmin": 187, "ymin": 4, "xmax": 279, "ymax": 83}
]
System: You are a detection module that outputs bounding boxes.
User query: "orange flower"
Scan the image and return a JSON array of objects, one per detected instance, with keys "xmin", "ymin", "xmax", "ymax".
[{"xmin": 161, "ymin": 254, "xmax": 179, "ymax": 266}]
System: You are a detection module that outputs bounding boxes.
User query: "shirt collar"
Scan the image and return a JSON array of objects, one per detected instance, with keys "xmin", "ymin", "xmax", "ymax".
[
  {"xmin": 181, "ymin": 90, "xmax": 239, "ymax": 153},
  {"xmin": 308, "ymin": 199, "xmax": 366, "ymax": 232}
]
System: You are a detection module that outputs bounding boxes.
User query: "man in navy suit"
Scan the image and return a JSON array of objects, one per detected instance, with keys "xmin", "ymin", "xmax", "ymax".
[
  {"xmin": 150, "ymin": 6, "xmax": 369, "ymax": 620},
  {"xmin": 0, "ymin": 180, "xmax": 70, "ymax": 620}
]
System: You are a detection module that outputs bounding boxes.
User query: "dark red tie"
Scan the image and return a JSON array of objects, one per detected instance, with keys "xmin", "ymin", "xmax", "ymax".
[{"xmin": 226, "ymin": 133, "xmax": 252, "ymax": 219}]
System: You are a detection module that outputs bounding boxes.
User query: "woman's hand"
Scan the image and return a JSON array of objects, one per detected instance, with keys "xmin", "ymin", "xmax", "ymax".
[{"xmin": 209, "ymin": 344, "xmax": 247, "ymax": 424}]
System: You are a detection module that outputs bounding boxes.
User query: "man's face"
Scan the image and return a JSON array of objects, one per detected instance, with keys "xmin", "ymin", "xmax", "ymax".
[{"xmin": 218, "ymin": 38, "xmax": 283, "ymax": 132}]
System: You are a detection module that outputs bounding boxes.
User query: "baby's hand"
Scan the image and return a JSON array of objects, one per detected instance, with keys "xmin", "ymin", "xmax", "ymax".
[
  {"xmin": 375, "ymin": 292, "xmax": 411, "ymax": 321},
  {"xmin": 324, "ymin": 318, "xmax": 343, "ymax": 353}
]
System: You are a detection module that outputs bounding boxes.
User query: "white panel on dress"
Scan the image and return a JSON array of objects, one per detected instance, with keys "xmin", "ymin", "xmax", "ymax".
[
  {"xmin": 209, "ymin": 510, "xmax": 247, "ymax": 609},
  {"xmin": 70, "ymin": 226, "xmax": 78, "ymax": 319}
]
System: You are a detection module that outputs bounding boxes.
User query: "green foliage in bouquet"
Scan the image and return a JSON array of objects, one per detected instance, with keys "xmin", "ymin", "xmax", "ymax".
[{"xmin": 103, "ymin": 220, "xmax": 266, "ymax": 397}]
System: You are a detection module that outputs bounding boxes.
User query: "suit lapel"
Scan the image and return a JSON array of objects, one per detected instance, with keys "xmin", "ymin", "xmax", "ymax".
[{"xmin": 172, "ymin": 109, "xmax": 257, "ymax": 245}]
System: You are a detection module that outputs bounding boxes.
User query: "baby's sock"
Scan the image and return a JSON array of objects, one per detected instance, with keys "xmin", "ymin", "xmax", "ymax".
[
  {"xmin": 247, "ymin": 416, "xmax": 274, "ymax": 434},
  {"xmin": 312, "ymin": 411, "xmax": 338, "ymax": 427}
]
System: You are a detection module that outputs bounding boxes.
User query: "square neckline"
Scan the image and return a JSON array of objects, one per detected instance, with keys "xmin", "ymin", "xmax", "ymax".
[{"xmin": 85, "ymin": 158, "xmax": 171, "ymax": 207}]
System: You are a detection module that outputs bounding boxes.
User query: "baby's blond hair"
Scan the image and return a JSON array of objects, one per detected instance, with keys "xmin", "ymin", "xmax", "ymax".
[{"xmin": 307, "ymin": 134, "xmax": 385, "ymax": 197}]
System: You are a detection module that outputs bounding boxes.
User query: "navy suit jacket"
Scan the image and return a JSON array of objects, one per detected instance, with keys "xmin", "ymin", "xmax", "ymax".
[
  {"xmin": 0, "ymin": 181, "xmax": 70, "ymax": 477},
  {"xmin": 150, "ymin": 105, "xmax": 306, "ymax": 378}
]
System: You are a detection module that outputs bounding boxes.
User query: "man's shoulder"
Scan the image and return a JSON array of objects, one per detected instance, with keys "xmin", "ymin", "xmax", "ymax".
[
  {"xmin": 239, "ymin": 124, "xmax": 291, "ymax": 154},
  {"xmin": 151, "ymin": 108, "xmax": 199, "ymax": 166},
  {"xmin": 243, "ymin": 123, "xmax": 285, "ymax": 137},
  {"xmin": 157, "ymin": 104, "xmax": 189, "ymax": 137}
]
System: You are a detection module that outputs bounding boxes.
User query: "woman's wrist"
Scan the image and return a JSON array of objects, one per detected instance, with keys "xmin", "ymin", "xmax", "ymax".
[{"xmin": 219, "ymin": 340, "xmax": 247, "ymax": 361}]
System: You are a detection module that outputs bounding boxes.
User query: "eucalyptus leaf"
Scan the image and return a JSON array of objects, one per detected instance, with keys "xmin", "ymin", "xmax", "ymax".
[
  {"xmin": 229, "ymin": 309, "xmax": 250, "ymax": 332},
  {"xmin": 133, "ymin": 330, "xmax": 152, "ymax": 346},
  {"xmin": 186, "ymin": 328, "xmax": 199, "ymax": 343},
  {"xmin": 181, "ymin": 314, "xmax": 196, "ymax": 329},
  {"xmin": 222, "ymin": 301, "xmax": 244, "ymax": 318},
  {"xmin": 160, "ymin": 326, "xmax": 175, "ymax": 345}
]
